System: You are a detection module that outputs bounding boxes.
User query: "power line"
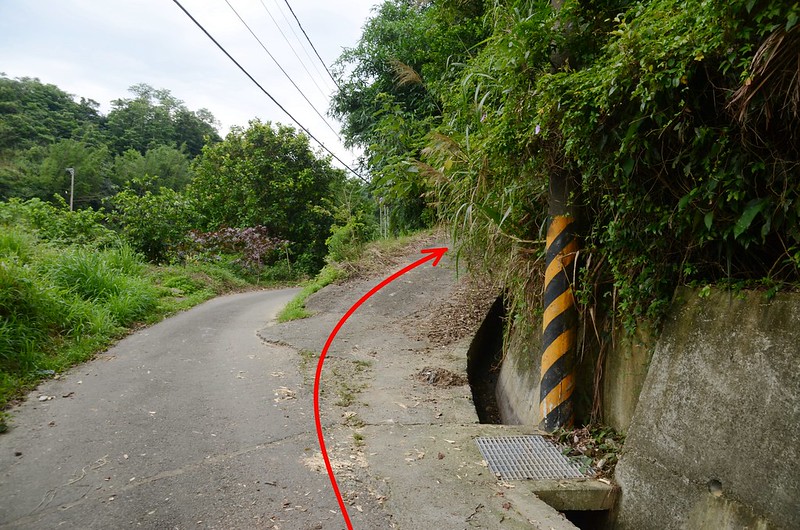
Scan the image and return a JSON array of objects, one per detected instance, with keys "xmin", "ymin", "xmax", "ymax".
[
  {"xmin": 281, "ymin": 0, "xmax": 341, "ymax": 91},
  {"xmin": 269, "ymin": 0, "xmax": 333, "ymax": 93},
  {"xmin": 258, "ymin": 0, "xmax": 333, "ymax": 100},
  {"xmin": 223, "ymin": 0, "xmax": 340, "ymax": 141},
  {"xmin": 171, "ymin": 0, "xmax": 365, "ymax": 182}
]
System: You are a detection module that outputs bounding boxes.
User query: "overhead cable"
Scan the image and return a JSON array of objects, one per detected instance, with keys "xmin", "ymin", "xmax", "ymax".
[
  {"xmin": 171, "ymin": 0, "xmax": 366, "ymax": 182},
  {"xmin": 259, "ymin": 0, "xmax": 333, "ymax": 100},
  {"xmin": 270, "ymin": 0, "xmax": 333, "ymax": 92},
  {"xmin": 223, "ymin": 0, "xmax": 340, "ymax": 140},
  {"xmin": 281, "ymin": 0, "xmax": 342, "ymax": 91}
]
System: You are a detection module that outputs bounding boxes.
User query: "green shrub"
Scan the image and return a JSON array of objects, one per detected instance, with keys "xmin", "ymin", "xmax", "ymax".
[
  {"xmin": 325, "ymin": 180, "xmax": 380, "ymax": 263},
  {"xmin": 256, "ymin": 261, "xmax": 297, "ymax": 284},
  {"xmin": 0, "ymin": 197, "xmax": 117, "ymax": 247},
  {"xmin": 162, "ymin": 274, "xmax": 206, "ymax": 295},
  {"xmin": 0, "ymin": 258, "xmax": 60, "ymax": 372},
  {"xmin": 326, "ymin": 217, "xmax": 376, "ymax": 263},
  {"xmin": 110, "ymin": 182, "xmax": 195, "ymax": 262}
]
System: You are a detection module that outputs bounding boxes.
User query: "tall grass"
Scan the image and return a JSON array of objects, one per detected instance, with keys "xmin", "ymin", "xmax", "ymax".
[
  {"xmin": 0, "ymin": 227, "xmax": 36, "ymax": 261},
  {"xmin": 46, "ymin": 247, "xmax": 157, "ymax": 325},
  {"xmin": 0, "ymin": 258, "xmax": 61, "ymax": 370},
  {"xmin": 0, "ymin": 198, "xmax": 302, "ymax": 428},
  {"xmin": 0, "ymin": 226, "xmax": 262, "ymax": 416},
  {"xmin": 0, "ymin": 241, "xmax": 155, "ymax": 401}
]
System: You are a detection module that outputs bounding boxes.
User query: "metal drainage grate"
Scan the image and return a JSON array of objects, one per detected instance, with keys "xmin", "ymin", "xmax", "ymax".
[{"xmin": 475, "ymin": 435, "xmax": 587, "ymax": 480}]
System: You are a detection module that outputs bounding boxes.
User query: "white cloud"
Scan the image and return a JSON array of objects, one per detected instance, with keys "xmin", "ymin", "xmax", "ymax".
[{"xmin": 0, "ymin": 0, "xmax": 375, "ymax": 173}]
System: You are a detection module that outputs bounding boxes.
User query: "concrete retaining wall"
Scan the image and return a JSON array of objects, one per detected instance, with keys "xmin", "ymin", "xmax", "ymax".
[
  {"xmin": 489, "ymin": 287, "xmax": 799, "ymax": 527},
  {"xmin": 614, "ymin": 288, "xmax": 800, "ymax": 529},
  {"xmin": 601, "ymin": 326, "xmax": 655, "ymax": 433},
  {"xmin": 496, "ymin": 320, "xmax": 541, "ymax": 424},
  {"xmin": 495, "ymin": 315, "xmax": 652, "ymax": 432}
]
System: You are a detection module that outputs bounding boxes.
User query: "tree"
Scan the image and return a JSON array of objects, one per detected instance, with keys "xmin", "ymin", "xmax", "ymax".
[
  {"xmin": 112, "ymin": 145, "xmax": 192, "ymax": 192},
  {"xmin": 326, "ymin": 178, "xmax": 379, "ymax": 262},
  {"xmin": 421, "ymin": 0, "xmax": 800, "ymax": 332},
  {"xmin": 106, "ymin": 84, "xmax": 176, "ymax": 155},
  {"xmin": 106, "ymin": 84, "xmax": 220, "ymax": 156},
  {"xmin": 173, "ymin": 107, "xmax": 220, "ymax": 158},
  {"xmin": 0, "ymin": 151, "xmax": 34, "ymax": 200},
  {"xmin": 0, "ymin": 78, "xmax": 219, "ymax": 207},
  {"xmin": 20, "ymin": 139, "xmax": 112, "ymax": 208},
  {"xmin": 0, "ymin": 75, "xmax": 104, "ymax": 152},
  {"xmin": 111, "ymin": 178, "xmax": 196, "ymax": 262},
  {"xmin": 330, "ymin": 0, "xmax": 488, "ymax": 231},
  {"xmin": 188, "ymin": 120, "xmax": 346, "ymax": 270}
]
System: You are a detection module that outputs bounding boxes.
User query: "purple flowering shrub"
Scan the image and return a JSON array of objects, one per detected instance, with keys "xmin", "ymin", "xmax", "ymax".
[{"xmin": 184, "ymin": 226, "xmax": 288, "ymax": 272}]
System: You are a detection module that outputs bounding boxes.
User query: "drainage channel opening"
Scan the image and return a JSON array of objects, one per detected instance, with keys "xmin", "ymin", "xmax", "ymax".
[
  {"xmin": 562, "ymin": 510, "xmax": 611, "ymax": 530},
  {"xmin": 467, "ymin": 297, "xmax": 613, "ymax": 529},
  {"xmin": 475, "ymin": 437, "xmax": 613, "ymax": 530},
  {"xmin": 466, "ymin": 295, "xmax": 505, "ymax": 424}
]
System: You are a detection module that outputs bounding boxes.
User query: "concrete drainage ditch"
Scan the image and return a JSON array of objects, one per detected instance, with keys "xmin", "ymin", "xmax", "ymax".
[
  {"xmin": 466, "ymin": 294, "xmax": 616, "ymax": 530},
  {"xmin": 466, "ymin": 295, "xmax": 505, "ymax": 424}
]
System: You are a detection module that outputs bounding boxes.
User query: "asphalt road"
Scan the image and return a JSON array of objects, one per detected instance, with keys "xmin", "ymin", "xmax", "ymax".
[{"xmin": 0, "ymin": 288, "xmax": 349, "ymax": 529}]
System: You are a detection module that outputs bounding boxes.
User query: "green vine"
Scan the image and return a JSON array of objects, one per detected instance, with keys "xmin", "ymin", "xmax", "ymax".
[{"xmin": 428, "ymin": 0, "xmax": 800, "ymax": 332}]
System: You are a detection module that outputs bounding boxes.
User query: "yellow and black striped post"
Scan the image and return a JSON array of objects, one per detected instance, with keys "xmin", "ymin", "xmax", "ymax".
[{"xmin": 539, "ymin": 214, "xmax": 579, "ymax": 431}]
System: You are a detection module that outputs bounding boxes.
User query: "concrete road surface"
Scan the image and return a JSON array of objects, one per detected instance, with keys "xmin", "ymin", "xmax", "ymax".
[{"xmin": 0, "ymin": 288, "xmax": 360, "ymax": 529}]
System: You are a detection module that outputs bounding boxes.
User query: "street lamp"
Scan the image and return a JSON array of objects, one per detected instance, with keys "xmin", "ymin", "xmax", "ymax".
[{"xmin": 66, "ymin": 167, "xmax": 75, "ymax": 211}]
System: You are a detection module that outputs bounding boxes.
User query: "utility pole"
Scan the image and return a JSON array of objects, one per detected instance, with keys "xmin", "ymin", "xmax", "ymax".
[
  {"xmin": 538, "ymin": 0, "xmax": 580, "ymax": 432},
  {"xmin": 66, "ymin": 168, "xmax": 75, "ymax": 211},
  {"xmin": 539, "ymin": 178, "xmax": 579, "ymax": 431}
]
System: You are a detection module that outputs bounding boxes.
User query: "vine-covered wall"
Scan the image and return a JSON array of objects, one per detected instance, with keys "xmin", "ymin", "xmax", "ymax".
[{"xmin": 335, "ymin": 0, "xmax": 800, "ymax": 423}]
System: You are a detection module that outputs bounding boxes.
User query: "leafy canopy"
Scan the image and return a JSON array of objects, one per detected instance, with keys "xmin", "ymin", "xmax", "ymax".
[
  {"xmin": 106, "ymin": 83, "xmax": 221, "ymax": 157},
  {"xmin": 330, "ymin": 0, "xmax": 489, "ymax": 232},
  {"xmin": 334, "ymin": 0, "xmax": 800, "ymax": 331},
  {"xmin": 0, "ymin": 78, "xmax": 218, "ymax": 204},
  {"xmin": 188, "ymin": 120, "xmax": 348, "ymax": 271}
]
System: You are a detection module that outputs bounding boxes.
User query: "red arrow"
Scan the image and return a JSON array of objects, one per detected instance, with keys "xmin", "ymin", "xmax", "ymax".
[{"xmin": 313, "ymin": 247, "xmax": 448, "ymax": 529}]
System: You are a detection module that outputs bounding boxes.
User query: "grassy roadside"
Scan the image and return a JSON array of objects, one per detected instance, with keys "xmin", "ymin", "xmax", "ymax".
[
  {"xmin": 1, "ymin": 226, "xmax": 433, "ymax": 431},
  {"xmin": 276, "ymin": 264, "xmax": 344, "ymax": 322},
  {"xmin": 0, "ymin": 232, "xmax": 294, "ymax": 430}
]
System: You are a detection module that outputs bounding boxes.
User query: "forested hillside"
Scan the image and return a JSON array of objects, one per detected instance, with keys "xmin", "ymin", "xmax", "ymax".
[
  {"xmin": 0, "ymin": 77, "xmax": 219, "ymax": 206},
  {"xmin": 0, "ymin": 75, "xmax": 366, "ymax": 270},
  {"xmin": 332, "ymin": 0, "xmax": 800, "ymax": 332}
]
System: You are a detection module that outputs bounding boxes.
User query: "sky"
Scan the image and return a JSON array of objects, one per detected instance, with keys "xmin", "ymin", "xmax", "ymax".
[{"xmin": 0, "ymin": 0, "xmax": 380, "ymax": 175}]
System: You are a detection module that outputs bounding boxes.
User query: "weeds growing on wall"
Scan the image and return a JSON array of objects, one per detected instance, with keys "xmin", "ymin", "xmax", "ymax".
[
  {"xmin": 420, "ymin": 0, "xmax": 800, "ymax": 335},
  {"xmin": 331, "ymin": 1, "xmax": 799, "ymax": 425}
]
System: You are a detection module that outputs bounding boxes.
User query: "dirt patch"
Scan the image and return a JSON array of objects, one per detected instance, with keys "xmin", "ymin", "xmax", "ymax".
[
  {"xmin": 336, "ymin": 231, "xmax": 443, "ymax": 282},
  {"xmin": 408, "ymin": 273, "xmax": 499, "ymax": 346},
  {"xmin": 545, "ymin": 425, "xmax": 626, "ymax": 479},
  {"xmin": 415, "ymin": 367, "xmax": 468, "ymax": 387}
]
